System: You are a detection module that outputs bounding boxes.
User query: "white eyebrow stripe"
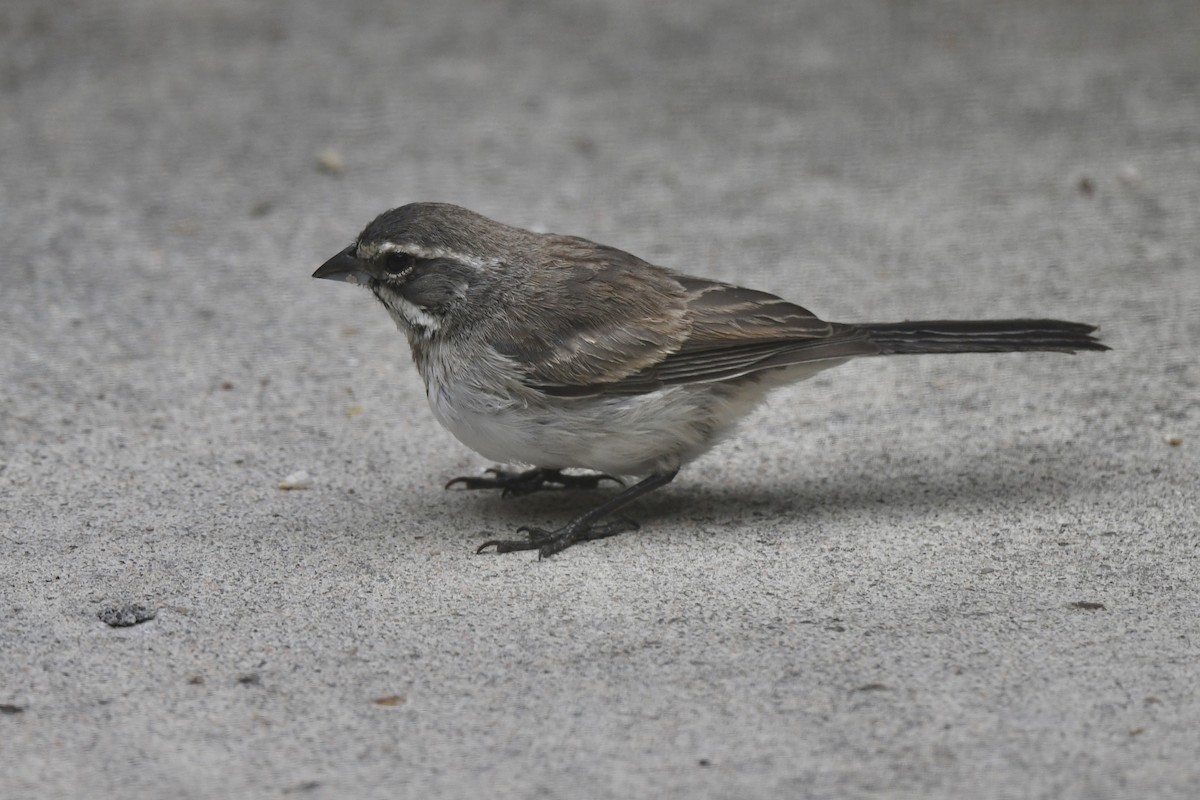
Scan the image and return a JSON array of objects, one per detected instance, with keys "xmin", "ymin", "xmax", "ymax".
[{"xmin": 361, "ymin": 241, "xmax": 493, "ymax": 270}]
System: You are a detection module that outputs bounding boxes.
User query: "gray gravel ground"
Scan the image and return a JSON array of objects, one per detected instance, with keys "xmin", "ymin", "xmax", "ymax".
[{"xmin": 2, "ymin": 1, "xmax": 1198, "ymax": 798}]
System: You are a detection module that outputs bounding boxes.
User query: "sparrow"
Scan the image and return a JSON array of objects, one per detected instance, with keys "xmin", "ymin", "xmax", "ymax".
[{"xmin": 313, "ymin": 202, "xmax": 1108, "ymax": 557}]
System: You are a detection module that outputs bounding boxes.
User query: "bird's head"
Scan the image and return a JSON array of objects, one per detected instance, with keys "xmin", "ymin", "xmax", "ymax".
[{"xmin": 313, "ymin": 202, "xmax": 528, "ymax": 339}]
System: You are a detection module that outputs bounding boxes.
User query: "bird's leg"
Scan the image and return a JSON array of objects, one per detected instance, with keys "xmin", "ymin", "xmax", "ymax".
[
  {"xmin": 476, "ymin": 470, "xmax": 679, "ymax": 558},
  {"xmin": 445, "ymin": 467, "xmax": 623, "ymax": 497}
]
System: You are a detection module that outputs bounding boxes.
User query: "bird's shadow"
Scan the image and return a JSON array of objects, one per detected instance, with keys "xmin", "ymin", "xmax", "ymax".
[{"xmin": 453, "ymin": 437, "xmax": 1107, "ymax": 540}]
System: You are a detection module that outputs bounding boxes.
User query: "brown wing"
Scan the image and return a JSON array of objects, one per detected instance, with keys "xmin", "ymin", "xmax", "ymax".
[
  {"xmin": 488, "ymin": 237, "xmax": 692, "ymax": 387},
  {"xmin": 677, "ymin": 275, "xmax": 833, "ymax": 346},
  {"xmin": 525, "ymin": 275, "xmax": 879, "ymax": 397},
  {"xmin": 495, "ymin": 234, "xmax": 881, "ymax": 398}
]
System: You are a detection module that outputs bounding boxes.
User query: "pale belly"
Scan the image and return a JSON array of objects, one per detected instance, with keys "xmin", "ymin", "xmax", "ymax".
[
  {"xmin": 426, "ymin": 384, "xmax": 711, "ymax": 474},
  {"xmin": 422, "ymin": 360, "xmax": 842, "ymax": 475}
]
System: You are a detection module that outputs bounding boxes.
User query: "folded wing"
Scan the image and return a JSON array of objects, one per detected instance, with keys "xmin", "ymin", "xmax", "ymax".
[{"xmin": 498, "ymin": 241, "xmax": 877, "ymax": 398}]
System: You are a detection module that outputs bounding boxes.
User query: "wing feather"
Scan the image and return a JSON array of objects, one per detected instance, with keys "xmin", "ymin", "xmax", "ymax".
[
  {"xmin": 493, "ymin": 241, "xmax": 876, "ymax": 398},
  {"xmin": 488, "ymin": 238, "xmax": 691, "ymax": 387}
]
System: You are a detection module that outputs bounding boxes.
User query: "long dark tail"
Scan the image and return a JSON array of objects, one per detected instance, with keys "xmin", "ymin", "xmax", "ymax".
[{"xmin": 858, "ymin": 319, "xmax": 1109, "ymax": 355}]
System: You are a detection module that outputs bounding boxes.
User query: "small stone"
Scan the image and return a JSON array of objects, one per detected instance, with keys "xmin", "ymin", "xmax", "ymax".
[
  {"xmin": 97, "ymin": 604, "xmax": 157, "ymax": 627},
  {"xmin": 316, "ymin": 147, "xmax": 345, "ymax": 175},
  {"xmin": 278, "ymin": 470, "xmax": 313, "ymax": 490},
  {"xmin": 1069, "ymin": 601, "xmax": 1106, "ymax": 611},
  {"xmin": 1117, "ymin": 163, "xmax": 1142, "ymax": 187}
]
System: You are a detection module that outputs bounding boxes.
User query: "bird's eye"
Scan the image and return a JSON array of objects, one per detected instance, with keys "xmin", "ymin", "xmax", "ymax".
[{"xmin": 384, "ymin": 252, "xmax": 417, "ymax": 276}]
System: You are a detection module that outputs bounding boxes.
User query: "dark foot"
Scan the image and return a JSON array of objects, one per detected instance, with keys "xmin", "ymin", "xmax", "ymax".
[
  {"xmin": 477, "ymin": 517, "xmax": 640, "ymax": 559},
  {"xmin": 445, "ymin": 467, "xmax": 623, "ymax": 498}
]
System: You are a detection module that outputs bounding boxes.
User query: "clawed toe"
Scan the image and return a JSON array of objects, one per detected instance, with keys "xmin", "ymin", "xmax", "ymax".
[
  {"xmin": 471, "ymin": 471, "xmax": 676, "ymax": 557},
  {"xmin": 475, "ymin": 537, "xmax": 534, "ymax": 555},
  {"xmin": 474, "ymin": 526, "xmax": 553, "ymax": 556},
  {"xmin": 476, "ymin": 516, "xmax": 640, "ymax": 558}
]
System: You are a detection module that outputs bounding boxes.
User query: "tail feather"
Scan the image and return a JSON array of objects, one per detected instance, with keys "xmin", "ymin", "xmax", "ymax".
[{"xmin": 858, "ymin": 319, "xmax": 1108, "ymax": 355}]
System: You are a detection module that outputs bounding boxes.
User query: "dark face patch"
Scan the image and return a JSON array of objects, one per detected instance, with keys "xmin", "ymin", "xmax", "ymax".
[{"xmin": 395, "ymin": 258, "xmax": 474, "ymax": 314}]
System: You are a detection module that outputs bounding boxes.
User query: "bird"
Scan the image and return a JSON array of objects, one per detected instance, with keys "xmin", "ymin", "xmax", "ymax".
[{"xmin": 313, "ymin": 202, "xmax": 1108, "ymax": 557}]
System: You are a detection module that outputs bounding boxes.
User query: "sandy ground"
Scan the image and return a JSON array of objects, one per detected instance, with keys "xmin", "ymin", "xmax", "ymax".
[{"xmin": 2, "ymin": 1, "xmax": 1198, "ymax": 797}]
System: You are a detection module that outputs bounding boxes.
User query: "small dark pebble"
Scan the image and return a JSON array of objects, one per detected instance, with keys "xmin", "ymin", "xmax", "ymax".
[
  {"xmin": 97, "ymin": 604, "xmax": 156, "ymax": 627},
  {"xmin": 282, "ymin": 780, "xmax": 321, "ymax": 794},
  {"xmin": 854, "ymin": 682, "xmax": 888, "ymax": 692},
  {"xmin": 1069, "ymin": 601, "xmax": 1106, "ymax": 611},
  {"xmin": 0, "ymin": 704, "xmax": 25, "ymax": 714}
]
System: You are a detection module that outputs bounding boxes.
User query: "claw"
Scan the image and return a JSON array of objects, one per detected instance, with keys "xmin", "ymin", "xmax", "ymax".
[
  {"xmin": 446, "ymin": 467, "xmax": 524, "ymax": 491},
  {"xmin": 471, "ymin": 470, "xmax": 677, "ymax": 557},
  {"xmin": 477, "ymin": 537, "xmax": 530, "ymax": 556},
  {"xmin": 475, "ymin": 517, "xmax": 640, "ymax": 558}
]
